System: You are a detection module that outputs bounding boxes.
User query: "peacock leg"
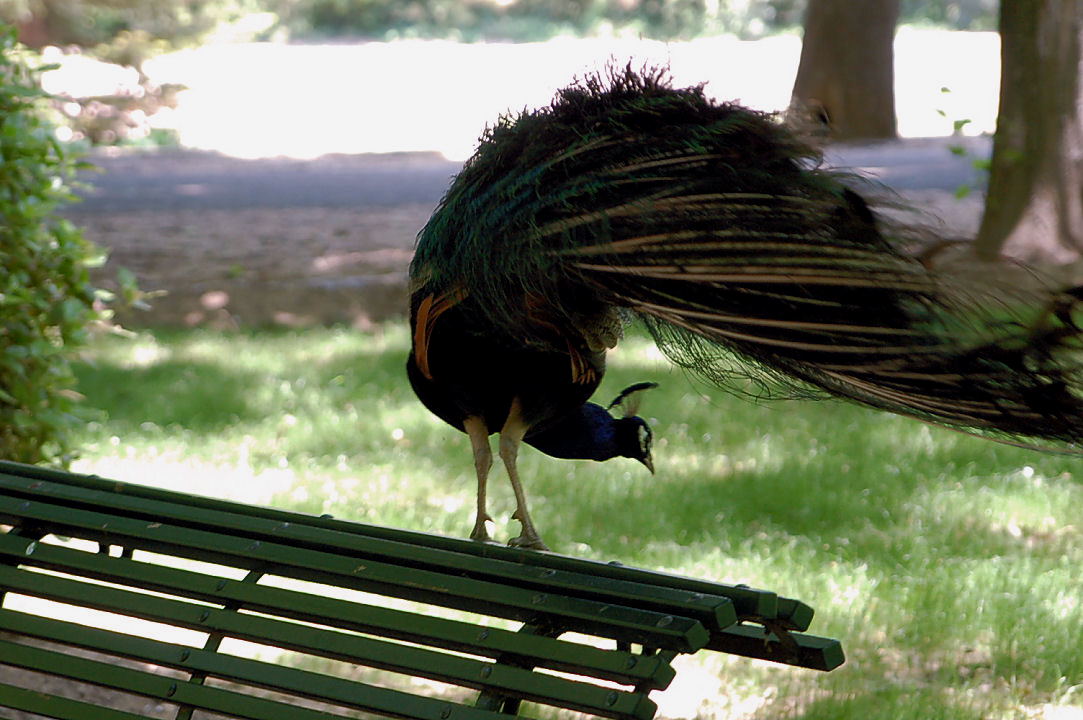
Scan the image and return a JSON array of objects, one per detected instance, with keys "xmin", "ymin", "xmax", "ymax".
[
  {"xmin": 463, "ymin": 416, "xmax": 494, "ymax": 543},
  {"xmin": 499, "ymin": 400, "xmax": 549, "ymax": 551}
]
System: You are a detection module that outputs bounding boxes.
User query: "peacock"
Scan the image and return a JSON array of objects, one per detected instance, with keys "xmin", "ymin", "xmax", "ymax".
[{"xmin": 406, "ymin": 65, "xmax": 1083, "ymax": 551}]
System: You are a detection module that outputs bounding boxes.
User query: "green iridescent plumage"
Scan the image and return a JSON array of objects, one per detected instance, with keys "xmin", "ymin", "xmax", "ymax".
[{"xmin": 411, "ymin": 65, "xmax": 1083, "ymax": 448}]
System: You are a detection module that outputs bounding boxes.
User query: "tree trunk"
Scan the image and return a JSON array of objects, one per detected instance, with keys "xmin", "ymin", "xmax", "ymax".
[
  {"xmin": 975, "ymin": 0, "xmax": 1083, "ymax": 263},
  {"xmin": 15, "ymin": 13, "xmax": 51, "ymax": 49},
  {"xmin": 790, "ymin": 0, "xmax": 901, "ymax": 141}
]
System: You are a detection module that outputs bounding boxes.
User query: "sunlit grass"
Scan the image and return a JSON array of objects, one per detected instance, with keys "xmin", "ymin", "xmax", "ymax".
[{"xmin": 70, "ymin": 325, "xmax": 1083, "ymax": 719}]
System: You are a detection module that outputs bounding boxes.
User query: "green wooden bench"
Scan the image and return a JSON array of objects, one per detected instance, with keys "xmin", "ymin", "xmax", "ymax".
[{"xmin": 0, "ymin": 459, "xmax": 843, "ymax": 720}]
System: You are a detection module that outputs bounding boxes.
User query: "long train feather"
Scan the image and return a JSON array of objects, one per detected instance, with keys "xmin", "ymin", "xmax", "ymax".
[{"xmin": 410, "ymin": 65, "xmax": 1083, "ymax": 447}]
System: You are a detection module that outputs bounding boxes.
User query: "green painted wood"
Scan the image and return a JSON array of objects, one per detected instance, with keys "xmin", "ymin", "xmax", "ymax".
[
  {"xmin": 0, "ymin": 533, "xmax": 674, "ymax": 688},
  {"xmin": 0, "ymin": 470, "xmax": 736, "ymax": 634},
  {"xmin": 0, "ymin": 493, "xmax": 708, "ymax": 653},
  {"xmin": 515, "ymin": 558, "xmax": 780, "ymax": 624},
  {"xmin": 775, "ymin": 597, "xmax": 814, "ymax": 632},
  {"xmin": 0, "ymin": 610, "xmax": 653, "ymax": 720},
  {"xmin": 0, "ymin": 576, "xmax": 656, "ymax": 720},
  {"xmin": 174, "ymin": 568, "xmax": 266, "ymax": 720},
  {"xmin": 0, "ymin": 458, "xmax": 845, "ymax": 714},
  {"xmin": 0, "ymin": 461, "xmax": 777, "ymax": 622},
  {"xmin": 0, "ymin": 637, "xmax": 505, "ymax": 720},
  {"xmin": 0, "ymin": 681, "xmax": 153, "ymax": 720},
  {"xmin": 706, "ymin": 625, "xmax": 845, "ymax": 671},
  {"xmin": 0, "ymin": 638, "xmax": 349, "ymax": 720}
]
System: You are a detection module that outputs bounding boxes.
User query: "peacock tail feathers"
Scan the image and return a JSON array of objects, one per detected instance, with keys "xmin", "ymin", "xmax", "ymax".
[{"xmin": 411, "ymin": 64, "xmax": 1083, "ymax": 448}]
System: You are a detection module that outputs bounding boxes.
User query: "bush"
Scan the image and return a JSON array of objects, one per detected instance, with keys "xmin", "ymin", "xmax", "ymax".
[
  {"xmin": 2, "ymin": 0, "xmax": 273, "ymax": 55},
  {"xmin": 0, "ymin": 25, "xmax": 104, "ymax": 466},
  {"xmin": 291, "ymin": 0, "xmax": 805, "ymax": 41}
]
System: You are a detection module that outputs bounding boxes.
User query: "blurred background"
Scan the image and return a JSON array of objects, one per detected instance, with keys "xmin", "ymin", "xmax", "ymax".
[
  {"xmin": 6, "ymin": 0, "xmax": 998, "ymax": 157},
  {"xmin": 2, "ymin": 0, "xmax": 1004, "ymax": 330}
]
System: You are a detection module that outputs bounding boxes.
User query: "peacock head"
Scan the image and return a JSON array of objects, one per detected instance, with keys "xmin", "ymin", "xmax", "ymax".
[
  {"xmin": 607, "ymin": 382, "xmax": 658, "ymax": 474},
  {"xmin": 612, "ymin": 416, "xmax": 654, "ymax": 473}
]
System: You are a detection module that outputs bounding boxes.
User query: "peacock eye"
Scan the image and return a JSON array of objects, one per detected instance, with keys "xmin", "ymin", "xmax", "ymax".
[{"xmin": 637, "ymin": 425, "xmax": 651, "ymax": 452}]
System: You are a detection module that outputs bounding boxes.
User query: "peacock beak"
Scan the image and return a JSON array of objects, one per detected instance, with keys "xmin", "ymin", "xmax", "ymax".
[{"xmin": 640, "ymin": 454, "xmax": 655, "ymax": 474}]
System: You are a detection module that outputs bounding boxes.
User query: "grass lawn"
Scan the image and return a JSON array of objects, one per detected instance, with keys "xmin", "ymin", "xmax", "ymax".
[{"xmin": 69, "ymin": 325, "xmax": 1083, "ymax": 720}]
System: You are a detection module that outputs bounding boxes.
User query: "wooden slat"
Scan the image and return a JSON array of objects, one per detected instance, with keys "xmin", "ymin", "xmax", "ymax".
[
  {"xmin": 0, "ymin": 639, "xmax": 372, "ymax": 720},
  {"xmin": 0, "ymin": 533, "xmax": 675, "ymax": 690},
  {"xmin": 0, "ymin": 457, "xmax": 845, "ymax": 711},
  {"xmin": 0, "ymin": 681, "xmax": 154, "ymax": 720},
  {"xmin": 706, "ymin": 625, "xmax": 845, "ymax": 671},
  {"xmin": 0, "ymin": 462, "xmax": 777, "ymax": 622},
  {"xmin": 775, "ymin": 597, "xmax": 814, "ymax": 632},
  {"xmin": 0, "ymin": 493, "xmax": 708, "ymax": 653},
  {"xmin": 0, "ymin": 611, "xmax": 653, "ymax": 720},
  {"xmin": 0, "ymin": 471, "xmax": 738, "ymax": 634},
  {"xmin": 0, "ymin": 571, "xmax": 656, "ymax": 719}
]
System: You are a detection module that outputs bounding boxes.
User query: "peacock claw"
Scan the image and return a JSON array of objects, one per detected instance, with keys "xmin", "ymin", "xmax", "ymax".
[
  {"xmin": 469, "ymin": 530, "xmax": 492, "ymax": 544},
  {"xmin": 469, "ymin": 513, "xmax": 496, "ymax": 544},
  {"xmin": 508, "ymin": 531, "xmax": 549, "ymax": 552}
]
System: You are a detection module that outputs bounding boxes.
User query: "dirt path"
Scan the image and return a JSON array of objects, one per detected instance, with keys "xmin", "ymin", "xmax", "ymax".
[
  {"xmin": 78, "ymin": 204, "xmax": 428, "ymax": 328},
  {"xmin": 74, "ymin": 195, "xmax": 987, "ymax": 330},
  {"xmin": 67, "ymin": 147, "xmax": 994, "ymax": 330}
]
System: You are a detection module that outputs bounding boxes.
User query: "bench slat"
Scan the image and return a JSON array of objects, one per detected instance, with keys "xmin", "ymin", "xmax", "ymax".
[
  {"xmin": 0, "ymin": 493, "xmax": 708, "ymax": 653},
  {"xmin": 0, "ymin": 681, "xmax": 153, "ymax": 720},
  {"xmin": 0, "ymin": 638, "xmax": 381, "ymax": 720},
  {"xmin": 0, "ymin": 570, "xmax": 656, "ymax": 719},
  {"xmin": 707, "ymin": 624, "xmax": 845, "ymax": 671},
  {"xmin": 0, "ymin": 464, "xmax": 781, "ymax": 623},
  {"xmin": 774, "ymin": 597, "xmax": 814, "ymax": 632},
  {"xmin": 0, "ymin": 472, "xmax": 737, "ymax": 635},
  {"xmin": 0, "ymin": 609, "xmax": 657, "ymax": 720},
  {"xmin": 0, "ymin": 534, "xmax": 675, "ymax": 690},
  {"xmin": 0, "ymin": 458, "xmax": 845, "ymax": 720}
]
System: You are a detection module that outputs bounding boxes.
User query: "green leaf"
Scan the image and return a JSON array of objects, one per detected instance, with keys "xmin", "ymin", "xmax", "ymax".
[{"xmin": 0, "ymin": 25, "xmax": 106, "ymax": 465}]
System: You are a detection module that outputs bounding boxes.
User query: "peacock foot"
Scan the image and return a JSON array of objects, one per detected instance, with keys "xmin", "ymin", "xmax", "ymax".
[
  {"xmin": 508, "ymin": 526, "xmax": 550, "ymax": 552},
  {"xmin": 469, "ymin": 513, "xmax": 495, "ymax": 544}
]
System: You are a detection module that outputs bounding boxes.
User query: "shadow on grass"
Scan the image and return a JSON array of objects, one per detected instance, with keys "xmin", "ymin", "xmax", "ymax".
[
  {"xmin": 72, "ymin": 328, "xmax": 417, "ymax": 441},
  {"xmin": 74, "ymin": 329, "xmax": 1077, "ymax": 572},
  {"xmin": 67, "ymin": 327, "xmax": 1083, "ymax": 720},
  {"xmin": 780, "ymin": 686, "xmax": 991, "ymax": 720},
  {"xmin": 74, "ymin": 358, "xmax": 266, "ymax": 432}
]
